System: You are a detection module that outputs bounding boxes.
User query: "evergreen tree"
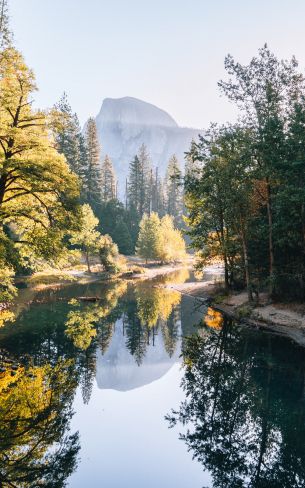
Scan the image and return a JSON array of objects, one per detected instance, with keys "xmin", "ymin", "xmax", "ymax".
[
  {"xmin": 84, "ymin": 117, "xmax": 102, "ymax": 210},
  {"xmin": 101, "ymin": 154, "xmax": 116, "ymax": 202},
  {"xmin": 185, "ymin": 139, "xmax": 201, "ymax": 177},
  {"xmin": 165, "ymin": 154, "xmax": 183, "ymax": 226},
  {"xmin": 150, "ymin": 167, "xmax": 166, "ymax": 216},
  {"xmin": 136, "ymin": 212, "xmax": 161, "ymax": 263},
  {"xmin": 127, "ymin": 155, "xmax": 141, "ymax": 217},
  {"xmin": 79, "ymin": 350, "xmax": 96, "ymax": 405},
  {"xmin": 99, "ymin": 321, "xmax": 114, "ymax": 355},
  {"xmin": 128, "ymin": 144, "xmax": 151, "ymax": 218},
  {"xmin": 112, "ymin": 218, "xmax": 133, "ymax": 255},
  {"xmin": 138, "ymin": 143, "xmax": 151, "ymax": 215},
  {"xmin": 157, "ymin": 178, "xmax": 167, "ymax": 217},
  {"xmin": 54, "ymin": 93, "xmax": 85, "ymax": 179},
  {"xmin": 125, "ymin": 304, "xmax": 148, "ymax": 366},
  {"xmin": 0, "ymin": 0, "xmax": 12, "ymax": 49},
  {"xmin": 219, "ymin": 44, "xmax": 297, "ymax": 295}
]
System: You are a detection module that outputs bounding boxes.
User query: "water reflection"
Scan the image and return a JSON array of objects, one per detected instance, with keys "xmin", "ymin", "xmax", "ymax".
[
  {"xmin": 167, "ymin": 317, "xmax": 305, "ymax": 488},
  {"xmin": 0, "ymin": 272, "xmax": 195, "ymax": 485},
  {"xmin": 0, "ymin": 359, "xmax": 79, "ymax": 487},
  {"xmin": 1, "ymin": 270, "xmax": 304, "ymax": 487}
]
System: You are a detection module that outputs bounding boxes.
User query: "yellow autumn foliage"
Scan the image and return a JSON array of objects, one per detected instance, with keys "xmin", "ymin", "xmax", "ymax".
[{"xmin": 204, "ymin": 307, "xmax": 224, "ymax": 330}]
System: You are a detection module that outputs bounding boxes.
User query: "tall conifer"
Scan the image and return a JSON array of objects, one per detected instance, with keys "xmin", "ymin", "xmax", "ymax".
[
  {"xmin": 165, "ymin": 154, "xmax": 183, "ymax": 225},
  {"xmin": 84, "ymin": 117, "xmax": 102, "ymax": 210},
  {"xmin": 101, "ymin": 155, "xmax": 116, "ymax": 202},
  {"xmin": 0, "ymin": 0, "xmax": 12, "ymax": 49}
]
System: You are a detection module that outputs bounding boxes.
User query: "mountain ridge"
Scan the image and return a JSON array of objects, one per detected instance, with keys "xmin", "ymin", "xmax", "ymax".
[{"xmin": 94, "ymin": 96, "xmax": 202, "ymax": 197}]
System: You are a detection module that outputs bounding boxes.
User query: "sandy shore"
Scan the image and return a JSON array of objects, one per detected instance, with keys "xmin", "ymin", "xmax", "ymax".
[{"xmin": 164, "ymin": 265, "xmax": 305, "ymax": 347}]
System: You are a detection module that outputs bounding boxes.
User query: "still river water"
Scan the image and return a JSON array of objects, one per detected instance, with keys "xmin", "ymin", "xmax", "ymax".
[{"xmin": 0, "ymin": 269, "xmax": 304, "ymax": 487}]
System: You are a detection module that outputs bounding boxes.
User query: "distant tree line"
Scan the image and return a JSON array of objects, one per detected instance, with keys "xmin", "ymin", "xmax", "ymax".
[{"xmin": 53, "ymin": 94, "xmax": 187, "ymax": 255}]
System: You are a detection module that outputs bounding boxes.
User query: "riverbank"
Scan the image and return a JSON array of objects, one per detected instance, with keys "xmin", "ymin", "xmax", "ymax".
[
  {"xmin": 164, "ymin": 264, "xmax": 305, "ymax": 347},
  {"xmin": 14, "ymin": 257, "xmax": 194, "ymax": 291}
]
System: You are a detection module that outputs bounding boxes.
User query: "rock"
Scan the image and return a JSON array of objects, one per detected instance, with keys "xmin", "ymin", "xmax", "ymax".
[{"xmin": 93, "ymin": 97, "xmax": 203, "ymax": 197}]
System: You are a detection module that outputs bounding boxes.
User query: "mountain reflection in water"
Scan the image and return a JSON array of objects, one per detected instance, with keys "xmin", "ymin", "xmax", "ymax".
[{"xmin": 0, "ymin": 269, "xmax": 304, "ymax": 487}]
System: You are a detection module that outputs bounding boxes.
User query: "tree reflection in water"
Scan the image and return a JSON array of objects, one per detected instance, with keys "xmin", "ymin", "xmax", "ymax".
[
  {"xmin": 166, "ymin": 316, "xmax": 305, "ymax": 487},
  {"xmin": 0, "ymin": 270, "xmax": 192, "ymax": 485},
  {"xmin": 0, "ymin": 359, "xmax": 80, "ymax": 487}
]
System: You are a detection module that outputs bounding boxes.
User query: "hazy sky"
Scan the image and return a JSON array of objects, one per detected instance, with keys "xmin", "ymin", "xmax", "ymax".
[{"xmin": 9, "ymin": 0, "xmax": 305, "ymax": 128}]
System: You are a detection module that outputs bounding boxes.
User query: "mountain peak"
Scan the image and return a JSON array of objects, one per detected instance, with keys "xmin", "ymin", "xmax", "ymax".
[{"xmin": 98, "ymin": 96, "xmax": 178, "ymax": 128}]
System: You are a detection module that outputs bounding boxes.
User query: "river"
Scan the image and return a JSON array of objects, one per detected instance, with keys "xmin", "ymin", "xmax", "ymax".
[{"xmin": 0, "ymin": 269, "xmax": 304, "ymax": 487}]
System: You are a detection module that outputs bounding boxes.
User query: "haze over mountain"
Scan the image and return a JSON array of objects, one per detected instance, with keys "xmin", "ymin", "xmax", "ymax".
[{"xmin": 95, "ymin": 97, "xmax": 202, "ymax": 197}]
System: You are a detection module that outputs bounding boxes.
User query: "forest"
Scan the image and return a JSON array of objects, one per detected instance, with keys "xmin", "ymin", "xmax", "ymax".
[
  {"xmin": 2, "ymin": 0, "xmax": 305, "ymax": 311},
  {"xmin": 0, "ymin": 1, "xmax": 186, "ymax": 308},
  {"xmin": 185, "ymin": 46, "xmax": 305, "ymax": 302}
]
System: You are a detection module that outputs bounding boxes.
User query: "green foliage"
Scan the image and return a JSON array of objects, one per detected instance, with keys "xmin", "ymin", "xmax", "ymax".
[
  {"xmin": 165, "ymin": 154, "xmax": 183, "ymax": 226},
  {"xmin": 101, "ymin": 154, "xmax": 116, "ymax": 202},
  {"xmin": 83, "ymin": 117, "xmax": 102, "ymax": 211},
  {"xmin": 136, "ymin": 212, "xmax": 186, "ymax": 263},
  {"xmin": 186, "ymin": 45, "xmax": 305, "ymax": 301},
  {"xmin": 99, "ymin": 234, "xmax": 119, "ymax": 273},
  {"xmin": 97, "ymin": 199, "xmax": 134, "ymax": 253},
  {"xmin": 65, "ymin": 305, "xmax": 98, "ymax": 350},
  {"xmin": 69, "ymin": 204, "xmax": 101, "ymax": 272},
  {"xmin": 0, "ymin": 359, "xmax": 80, "ymax": 486},
  {"xmin": 70, "ymin": 204, "xmax": 120, "ymax": 274},
  {"xmin": 127, "ymin": 144, "xmax": 151, "ymax": 218},
  {"xmin": 53, "ymin": 93, "xmax": 86, "ymax": 183},
  {"xmin": 112, "ymin": 218, "xmax": 133, "ymax": 255},
  {"xmin": 0, "ymin": 48, "xmax": 81, "ymax": 284},
  {"xmin": 136, "ymin": 212, "xmax": 162, "ymax": 262},
  {"xmin": 0, "ymin": 264, "xmax": 16, "ymax": 303}
]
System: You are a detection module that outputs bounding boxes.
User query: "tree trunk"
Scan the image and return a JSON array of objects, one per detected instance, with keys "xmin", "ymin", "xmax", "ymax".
[
  {"xmin": 85, "ymin": 249, "xmax": 91, "ymax": 273},
  {"xmin": 0, "ymin": 174, "xmax": 7, "ymax": 206},
  {"xmin": 266, "ymin": 180, "xmax": 275, "ymax": 296},
  {"xmin": 240, "ymin": 220, "xmax": 253, "ymax": 302},
  {"xmin": 220, "ymin": 220, "xmax": 229, "ymax": 290},
  {"xmin": 301, "ymin": 203, "xmax": 305, "ymax": 296}
]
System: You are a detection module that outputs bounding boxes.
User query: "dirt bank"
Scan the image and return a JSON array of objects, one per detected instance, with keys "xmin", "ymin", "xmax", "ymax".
[{"xmin": 165, "ymin": 265, "xmax": 305, "ymax": 347}]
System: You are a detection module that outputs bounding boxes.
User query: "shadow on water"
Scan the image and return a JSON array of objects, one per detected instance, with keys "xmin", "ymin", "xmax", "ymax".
[{"xmin": 0, "ymin": 270, "xmax": 304, "ymax": 486}]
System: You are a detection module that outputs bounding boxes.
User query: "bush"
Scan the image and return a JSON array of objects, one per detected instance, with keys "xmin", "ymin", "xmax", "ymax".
[
  {"xmin": 99, "ymin": 235, "xmax": 119, "ymax": 273},
  {"xmin": 0, "ymin": 265, "xmax": 17, "ymax": 304}
]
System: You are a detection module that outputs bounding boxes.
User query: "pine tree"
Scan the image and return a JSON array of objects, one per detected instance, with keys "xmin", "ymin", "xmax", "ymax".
[
  {"xmin": 101, "ymin": 154, "xmax": 116, "ymax": 202},
  {"xmin": 54, "ymin": 93, "xmax": 85, "ymax": 179},
  {"xmin": 136, "ymin": 212, "xmax": 162, "ymax": 263},
  {"xmin": 84, "ymin": 117, "xmax": 102, "ymax": 210},
  {"xmin": 138, "ymin": 143, "xmax": 151, "ymax": 215},
  {"xmin": 128, "ymin": 144, "xmax": 151, "ymax": 217},
  {"xmin": 112, "ymin": 218, "xmax": 133, "ymax": 255},
  {"xmin": 128, "ymin": 155, "xmax": 141, "ymax": 217},
  {"xmin": 165, "ymin": 155, "xmax": 183, "ymax": 225},
  {"xmin": 185, "ymin": 139, "xmax": 200, "ymax": 177},
  {"xmin": 157, "ymin": 178, "xmax": 167, "ymax": 217},
  {"xmin": 0, "ymin": 0, "xmax": 12, "ymax": 49}
]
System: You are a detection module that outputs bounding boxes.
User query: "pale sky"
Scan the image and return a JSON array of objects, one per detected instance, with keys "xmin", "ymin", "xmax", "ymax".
[{"xmin": 9, "ymin": 0, "xmax": 305, "ymax": 128}]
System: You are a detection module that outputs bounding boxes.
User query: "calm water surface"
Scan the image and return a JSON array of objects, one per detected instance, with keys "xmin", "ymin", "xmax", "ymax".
[{"xmin": 0, "ymin": 269, "xmax": 304, "ymax": 487}]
